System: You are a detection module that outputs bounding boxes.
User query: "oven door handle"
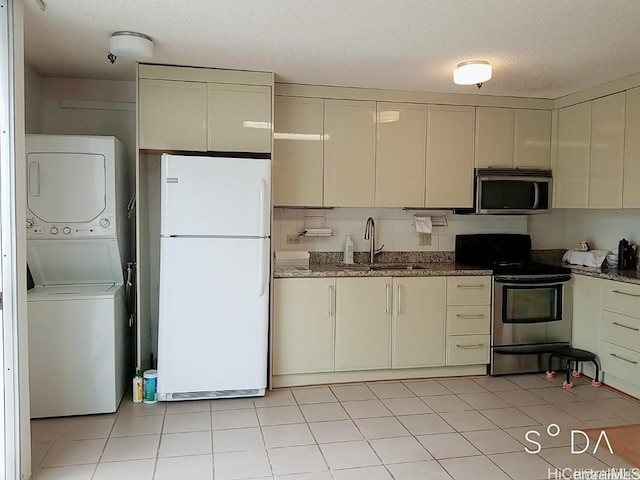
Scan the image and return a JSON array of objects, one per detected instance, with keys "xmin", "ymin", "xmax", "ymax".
[{"xmin": 494, "ymin": 275, "xmax": 571, "ymax": 286}]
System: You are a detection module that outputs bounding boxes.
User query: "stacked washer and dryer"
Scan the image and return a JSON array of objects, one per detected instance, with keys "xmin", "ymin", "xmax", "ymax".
[{"xmin": 26, "ymin": 135, "xmax": 131, "ymax": 418}]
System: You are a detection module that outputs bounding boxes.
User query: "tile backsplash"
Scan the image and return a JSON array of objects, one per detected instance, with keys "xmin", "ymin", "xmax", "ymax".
[{"xmin": 273, "ymin": 208, "xmax": 528, "ymax": 253}]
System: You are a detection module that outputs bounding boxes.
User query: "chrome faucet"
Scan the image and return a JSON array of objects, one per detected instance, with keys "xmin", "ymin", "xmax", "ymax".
[{"xmin": 364, "ymin": 217, "xmax": 384, "ymax": 264}]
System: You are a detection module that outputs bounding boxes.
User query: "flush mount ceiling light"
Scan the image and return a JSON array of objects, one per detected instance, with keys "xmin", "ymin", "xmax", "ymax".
[
  {"xmin": 453, "ymin": 60, "xmax": 492, "ymax": 88},
  {"xmin": 107, "ymin": 31, "xmax": 153, "ymax": 64}
]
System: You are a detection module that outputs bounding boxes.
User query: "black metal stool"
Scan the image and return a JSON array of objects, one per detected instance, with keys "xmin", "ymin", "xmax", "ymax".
[{"xmin": 546, "ymin": 345, "xmax": 601, "ymax": 389}]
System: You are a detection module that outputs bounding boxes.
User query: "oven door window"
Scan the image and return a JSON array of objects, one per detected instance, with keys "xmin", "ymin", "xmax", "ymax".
[{"xmin": 502, "ymin": 285, "xmax": 562, "ymax": 323}]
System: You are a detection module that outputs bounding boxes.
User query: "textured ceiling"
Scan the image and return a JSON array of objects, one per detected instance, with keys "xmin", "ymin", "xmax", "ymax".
[{"xmin": 23, "ymin": 0, "xmax": 640, "ymax": 99}]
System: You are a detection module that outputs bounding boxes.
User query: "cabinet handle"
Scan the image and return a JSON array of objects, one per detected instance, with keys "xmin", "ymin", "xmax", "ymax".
[
  {"xmin": 328, "ymin": 285, "xmax": 333, "ymax": 316},
  {"xmin": 456, "ymin": 314, "xmax": 485, "ymax": 319},
  {"xmin": 612, "ymin": 321, "xmax": 639, "ymax": 332},
  {"xmin": 612, "ymin": 290, "xmax": 640, "ymax": 298},
  {"xmin": 456, "ymin": 343, "xmax": 485, "ymax": 349},
  {"xmin": 457, "ymin": 284, "xmax": 485, "ymax": 289},
  {"xmin": 385, "ymin": 284, "xmax": 390, "ymax": 314},
  {"xmin": 397, "ymin": 285, "xmax": 402, "ymax": 314},
  {"xmin": 610, "ymin": 353, "xmax": 639, "ymax": 365}
]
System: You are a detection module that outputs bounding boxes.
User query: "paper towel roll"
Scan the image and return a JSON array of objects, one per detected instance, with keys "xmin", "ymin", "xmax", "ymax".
[{"xmin": 414, "ymin": 216, "xmax": 432, "ymax": 234}]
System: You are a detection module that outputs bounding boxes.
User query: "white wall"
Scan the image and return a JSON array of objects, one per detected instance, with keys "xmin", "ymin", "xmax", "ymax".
[{"xmin": 24, "ymin": 63, "xmax": 41, "ymax": 134}]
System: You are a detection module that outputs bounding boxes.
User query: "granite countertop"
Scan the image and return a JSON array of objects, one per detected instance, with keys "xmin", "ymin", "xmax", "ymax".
[
  {"xmin": 560, "ymin": 263, "xmax": 640, "ymax": 285},
  {"xmin": 273, "ymin": 262, "xmax": 492, "ymax": 278}
]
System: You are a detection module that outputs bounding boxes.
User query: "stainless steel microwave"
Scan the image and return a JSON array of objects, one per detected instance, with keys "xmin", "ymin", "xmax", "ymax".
[{"xmin": 475, "ymin": 168, "xmax": 552, "ymax": 214}]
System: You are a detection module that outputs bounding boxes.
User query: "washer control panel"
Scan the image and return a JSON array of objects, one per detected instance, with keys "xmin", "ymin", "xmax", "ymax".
[{"xmin": 26, "ymin": 216, "xmax": 116, "ymax": 238}]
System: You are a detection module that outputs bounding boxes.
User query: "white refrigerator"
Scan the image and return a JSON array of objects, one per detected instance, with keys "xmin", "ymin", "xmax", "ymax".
[{"xmin": 157, "ymin": 154, "xmax": 270, "ymax": 401}]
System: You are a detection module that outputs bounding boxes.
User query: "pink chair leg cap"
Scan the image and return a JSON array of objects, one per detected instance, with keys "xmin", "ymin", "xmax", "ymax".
[
  {"xmin": 545, "ymin": 371, "xmax": 555, "ymax": 379},
  {"xmin": 572, "ymin": 371, "xmax": 582, "ymax": 378},
  {"xmin": 591, "ymin": 380, "xmax": 602, "ymax": 388},
  {"xmin": 562, "ymin": 381, "xmax": 574, "ymax": 389}
]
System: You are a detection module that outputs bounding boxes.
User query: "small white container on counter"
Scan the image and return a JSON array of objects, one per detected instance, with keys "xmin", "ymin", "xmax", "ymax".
[{"xmin": 343, "ymin": 235, "xmax": 354, "ymax": 264}]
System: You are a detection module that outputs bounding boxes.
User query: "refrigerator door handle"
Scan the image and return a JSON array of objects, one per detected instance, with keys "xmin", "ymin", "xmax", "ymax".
[
  {"xmin": 259, "ymin": 177, "xmax": 267, "ymax": 238},
  {"xmin": 257, "ymin": 240, "xmax": 267, "ymax": 298}
]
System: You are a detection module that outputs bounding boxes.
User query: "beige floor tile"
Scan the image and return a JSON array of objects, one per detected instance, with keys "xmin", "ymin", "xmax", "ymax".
[
  {"xmin": 489, "ymin": 451, "xmax": 555, "ymax": 480},
  {"xmin": 403, "ymin": 380, "xmax": 451, "ymax": 397},
  {"xmin": 31, "ymin": 418, "xmax": 67, "ymax": 443},
  {"xmin": 397, "ymin": 413, "xmax": 455, "ymax": 435},
  {"xmin": 213, "ymin": 449, "xmax": 272, "ymax": 479},
  {"xmin": 210, "ymin": 397, "xmax": 256, "ymax": 411},
  {"xmin": 213, "ymin": 408, "xmax": 259, "ymax": 430},
  {"xmin": 503, "ymin": 426, "xmax": 572, "ymax": 448},
  {"xmin": 58, "ymin": 417, "xmax": 115, "ymax": 441},
  {"xmin": 505, "ymin": 375, "xmax": 555, "ymax": 390},
  {"xmin": 257, "ymin": 405, "xmax": 305, "ymax": 426},
  {"xmin": 341, "ymin": 399, "xmax": 392, "ymax": 419},
  {"xmin": 472, "ymin": 376, "xmax": 520, "ymax": 392},
  {"xmin": 100, "ymin": 435, "xmax": 159, "ymax": 462},
  {"xmin": 529, "ymin": 386, "xmax": 580, "ymax": 404},
  {"xmin": 41, "ymin": 438, "xmax": 107, "ymax": 467},
  {"xmin": 538, "ymin": 446, "xmax": 609, "ymax": 470},
  {"xmin": 32, "ymin": 441, "xmax": 53, "ymax": 469},
  {"xmin": 319, "ymin": 441, "xmax": 381, "ymax": 469},
  {"xmin": 254, "ymin": 389, "xmax": 296, "ymax": 408},
  {"xmin": 92, "ymin": 459, "xmax": 155, "ymax": 480},
  {"xmin": 268, "ymin": 444, "xmax": 328, "ymax": 476},
  {"xmin": 381, "ymin": 397, "xmax": 432, "ymax": 416},
  {"xmin": 518, "ymin": 404, "xmax": 578, "ymax": 424},
  {"xmin": 292, "ymin": 387, "xmax": 338, "ymax": 405},
  {"xmin": 498, "ymin": 389, "xmax": 548, "ymax": 407},
  {"xmin": 438, "ymin": 379, "xmax": 487, "ymax": 394},
  {"xmin": 462, "ymin": 429, "xmax": 525, "ymax": 454},
  {"xmin": 439, "ymin": 411, "xmax": 497, "ymax": 432},
  {"xmin": 117, "ymin": 401, "xmax": 167, "ymax": 417},
  {"xmin": 162, "ymin": 411, "xmax": 211, "ymax": 434},
  {"xmin": 330, "ymin": 384, "xmax": 376, "ymax": 401},
  {"xmin": 457, "ymin": 392, "xmax": 510, "ymax": 410},
  {"xmin": 440, "ymin": 455, "xmax": 511, "ymax": 480},
  {"xmin": 262, "ymin": 423, "xmax": 315, "ymax": 448},
  {"xmin": 213, "ymin": 427, "xmax": 264, "ymax": 452},
  {"xmin": 158, "ymin": 431, "xmax": 211, "ymax": 458},
  {"xmin": 154, "ymin": 454, "xmax": 213, "ymax": 480},
  {"xmin": 557, "ymin": 400, "xmax": 620, "ymax": 421},
  {"xmin": 31, "ymin": 464, "xmax": 96, "ymax": 480},
  {"xmin": 416, "ymin": 432, "xmax": 480, "ymax": 459},
  {"xmin": 308, "ymin": 420, "xmax": 363, "ymax": 443},
  {"xmin": 165, "ymin": 400, "xmax": 211, "ymax": 415},
  {"xmin": 420, "ymin": 394, "xmax": 472, "ymax": 413},
  {"xmin": 331, "ymin": 465, "xmax": 393, "ymax": 480},
  {"xmin": 570, "ymin": 384, "xmax": 620, "ymax": 401},
  {"xmin": 111, "ymin": 414, "xmax": 164, "ymax": 437},
  {"xmin": 366, "ymin": 382, "xmax": 414, "ymax": 399},
  {"xmin": 479, "ymin": 407, "xmax": 539, "ymax": 428},
  {"xmin": 386, "ymin": 460, "xmax": 452, "ymax": 480},
  {"xmin": 370, "ymin": 436, "xmax": 432, "ymax": 464},
  {"xmin": 300, "ymin": 403, "xmax": 349, "ymax": 423},
  {"xmin": 274, "ymin": 473, "xmax": 333, "ymax": 480},
  {"xmin": 354, "ymin": 417, "xmax": 410, "ymax": 439}
]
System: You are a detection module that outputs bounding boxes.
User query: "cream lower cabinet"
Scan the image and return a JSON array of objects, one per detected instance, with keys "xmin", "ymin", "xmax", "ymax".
[
  {"xmin": 624, "ymin": 87, "xmax": 640, "ymax": 208},
  {"xmin": 272, "ymin": 278, "xmax": 335, "ymax": 375},
  {"xmin": 571, "ymin": 275, "xmax": 601, "ymax": 378}
]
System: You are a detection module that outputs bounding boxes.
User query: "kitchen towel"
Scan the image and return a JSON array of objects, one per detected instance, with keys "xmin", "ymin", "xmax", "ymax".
[
  {"xmin": 562, "ymin": 249, "xmax": 608, "ymax": 268},
  {"xmin": 414, "ymin": 216, "xmax": 433, "ymax": 234}
]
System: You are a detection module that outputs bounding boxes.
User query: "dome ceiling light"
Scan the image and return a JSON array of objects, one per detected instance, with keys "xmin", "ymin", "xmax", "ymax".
[
  {"xmin": 453, "ymin": 60, "xmax": 492, "ymax": 89},
  {"xmin": 107, "ymin": 31, "xmax": 154, "ymax": 64}
]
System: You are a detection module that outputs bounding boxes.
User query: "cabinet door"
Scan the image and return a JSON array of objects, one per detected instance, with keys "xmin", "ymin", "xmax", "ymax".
[
  {"xmin": 514, "ymin": 109, "xmax": 552, "ymax": 169},
  {"xmin": 273, "ymin": 97, "xmax": 324, "ymax": 206},
  {"xmin": 375, "ymin": 103, "xmax": 426, "ymax": 207},
  {"xmin": 392, "ymin": 277, "xmax": 445, "ymax": 368},
  {"xmin": 572, "ymin": 275, "xmax": 601, "ymax": 377},
  {"xmin": 272, "ymin": 278, "xmax": 335, "ymax": 375},
  {"xmin": 624, "ymin": 87, "xmax": 640, "ymax": 208},
  {"xmin": 589, "ymin": 93, "xmax": 625, "ymax": 208},
  {"xmin": 335, "ymin": 277, "xmax": 391, "ymax": 370},
  {"xmin": 555, "ymin": 102, "xmax": 592, "ymax": 208},
  {"xmin": 207, "ymin": 84, "xmax": 271, "ymax": 153},
  {"xmin": 139, "ymin": 79, "xmax": 207, "ymax": 151},
  {"xmin": 324, "ymin": 100, "xmax": 376, "ymax": 207},
  {"xmin": 425, "ymin": 106, "xmax": 475, "ymax": 208},
  {"xmin": 474, "ymin": 107, "xmax": 514, "ymax": 168}
]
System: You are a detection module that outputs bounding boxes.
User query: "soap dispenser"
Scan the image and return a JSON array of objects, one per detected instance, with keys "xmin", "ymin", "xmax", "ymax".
[{"xmin": 343, "ymin": 235, "xmax": 354, "ymax": 264}]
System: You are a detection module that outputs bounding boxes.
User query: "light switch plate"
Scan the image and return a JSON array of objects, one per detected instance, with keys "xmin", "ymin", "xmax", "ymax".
[
  {"xmin": 419, "ymin": 233, "xmax": 432, "ymax": 246},
  {"xmin": 286, "ymin": 234, "xmax": 300, "ymax": 245}
]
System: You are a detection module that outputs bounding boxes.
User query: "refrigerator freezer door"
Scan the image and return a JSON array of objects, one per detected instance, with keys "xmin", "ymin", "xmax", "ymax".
[
  {"xmin": 161, "ymin": 155, "xmax": 271, "ymax": 237},
  {"xmin": 157, "ymin": 237, "xmax": 269, "ymax": 397}
]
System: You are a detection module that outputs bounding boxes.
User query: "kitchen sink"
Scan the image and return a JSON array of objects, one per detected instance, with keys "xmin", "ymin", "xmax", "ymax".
[{"xmin": 337, "ymin": 263, "xmax": 427, "ymax": 270}]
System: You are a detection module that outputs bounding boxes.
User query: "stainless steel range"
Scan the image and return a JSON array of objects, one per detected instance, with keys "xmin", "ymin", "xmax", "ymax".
[{"xmin": 456, "ymin": 234, "xmax": 572, "ymax": 375}]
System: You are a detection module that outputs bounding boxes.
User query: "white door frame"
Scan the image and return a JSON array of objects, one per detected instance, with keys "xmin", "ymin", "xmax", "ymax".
[{"xmin": 1, "ymin": 0, "xmax": 22, "ymax": 478}]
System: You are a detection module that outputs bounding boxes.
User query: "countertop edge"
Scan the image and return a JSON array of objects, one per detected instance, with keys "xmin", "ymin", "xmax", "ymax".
[
  {"xmin": 273, "ymin": 263, "xmax": 492, "ymax": 278},
  {"xmin": 566, "ymin": 265, "xmax": 640, "ymax": 285}
]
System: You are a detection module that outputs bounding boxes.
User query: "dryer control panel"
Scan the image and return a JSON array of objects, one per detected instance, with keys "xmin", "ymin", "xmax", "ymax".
[{"xmin": 26, "ymin": 215, "xmax": 116, "ymax": 239}]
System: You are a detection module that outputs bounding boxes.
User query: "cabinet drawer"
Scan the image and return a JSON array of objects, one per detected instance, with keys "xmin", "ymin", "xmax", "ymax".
[
  {"xmin": 447, "ymin": 276, "xmax": 491, "ymax": 306},
  {"xmin": 601, "ymin": 282, "xmax": 640, "ymax": 318},
  {"xmin": 446, "ymin": 306, "xmax": 491, "ymax": 335},
  {"xmin": 600, "ymin": 341, "xmax": 640, "ymax": 386},
  {"xmin": 601, "ymin": 310, "xmax": 640, "ymax": 352},
  {"xmin": 446, "ymin": 335, "xmax": 490, "ymax": 365}
]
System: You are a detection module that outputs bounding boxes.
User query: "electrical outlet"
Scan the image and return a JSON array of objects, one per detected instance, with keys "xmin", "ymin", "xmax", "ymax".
[
  {"xmin": 419, "ymin": 233, "xmax": 432, "ymax": 246},
  {"xmin": 286, "ymin": 234, "xmax": 300, "ymax": 245}
]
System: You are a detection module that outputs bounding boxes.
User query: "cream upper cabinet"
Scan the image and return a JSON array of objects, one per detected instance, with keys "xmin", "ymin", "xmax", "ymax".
[
  {"xmin": 514, "ymin": 109, "xmax": 551, "ymax": 169},
  {"xmin": 555, "ymin": 102, "xmax": 592, "ymax": 208},
  {"xmin": 207, "ymin": 83, "xmax": 271, "ymax": 153},
  {"xmin": 272, "ymin": 278, "xmax": 335, "ymax": 375},
  {"xmin": 475, "ymin": 107, "xmax": 514, "ymax": 168},
  {"xmin": 324, "ymin": 100, "xmax": 376, "ymax": 207},
  {"xmin": 335, "ymin": 277, "xmax": 391, "ymax": 371},
  {"xmin": 589, "ymin": 92, "xmax": 625, "ymax": 208},
  {"xmin": 138, "ymin": 79, "xmax": 207, "ymax": 151},
  {"xmin": 375, "ymin": 103, "xmax": 427, "ymax": 207},
  {"xmin": 273, "ymin": 97, "xmax": 324, "ymax": 206},
  {"xmin": 624, "ymin": 87, "xmax": 640, "ymax": 208},
  {"xmin": 392, "ymin": 277, "xmax": 445, "ymax": 368},
  {"xmin": 425, "ymin": 105, "xmax": 475, "ymax": 208}
]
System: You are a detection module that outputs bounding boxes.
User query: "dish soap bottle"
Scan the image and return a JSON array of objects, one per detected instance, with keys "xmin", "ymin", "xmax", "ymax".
[
  {"xmin": 132, "ymin": 369, "xmax": 143, "ymax": 403},
  {"xmin": 343, "ymin": 234, "xmax": 354, "ymax": 264}
]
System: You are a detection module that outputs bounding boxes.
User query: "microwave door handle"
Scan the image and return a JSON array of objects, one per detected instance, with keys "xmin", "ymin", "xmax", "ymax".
[{"xmin": 532, "ymin": 181, "xmax": 540, "ymax": 210}]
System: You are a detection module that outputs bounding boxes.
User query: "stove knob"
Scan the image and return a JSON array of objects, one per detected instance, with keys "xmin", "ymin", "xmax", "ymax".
[
  {"xmin": 99, "ymin": 218, "xmax": 110, "ymax": 228},
  {"xmin": 50, "ymin": 227, "xmax": 59, "ymax": 235},
  {"xmin": 26, "ymin": 218, "xmax": 34, "ymax": 229},
  {"xmin": 63, "ymin": 227, "xmax": 71, "ymax": 235}
]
